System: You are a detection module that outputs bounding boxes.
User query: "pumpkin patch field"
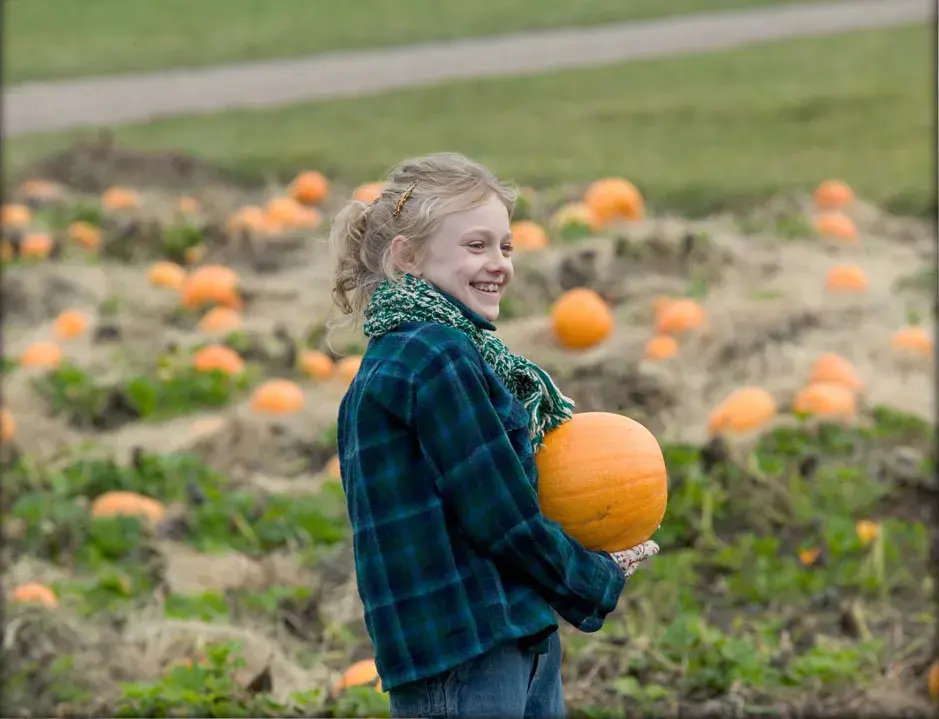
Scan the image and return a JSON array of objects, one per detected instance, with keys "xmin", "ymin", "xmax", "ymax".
[{"xmin": 1, "ymin": 165, "xmax": 935, "ymax": 719}]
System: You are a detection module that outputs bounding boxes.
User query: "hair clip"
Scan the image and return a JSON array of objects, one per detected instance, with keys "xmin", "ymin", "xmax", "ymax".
[{"xmin": 392, "ymin": 181, "xmax": 418, "ymax": 219}]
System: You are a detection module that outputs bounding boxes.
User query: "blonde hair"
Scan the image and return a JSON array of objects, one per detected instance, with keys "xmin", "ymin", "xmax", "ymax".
[{"xmin": 328, "ymin": 152, "xmax": 517, "ymax": 337}]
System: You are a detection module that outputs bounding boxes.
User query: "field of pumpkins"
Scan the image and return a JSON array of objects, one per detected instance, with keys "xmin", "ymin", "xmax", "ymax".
[{"xmin": 1, "ymin": 163, "xmax": 936, "ymax": 718}]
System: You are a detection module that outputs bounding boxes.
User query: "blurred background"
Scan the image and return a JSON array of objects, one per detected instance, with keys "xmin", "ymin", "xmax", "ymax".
[{"xmin": 3, "ymin": 1, "xmax": 936, "ymax": 717}]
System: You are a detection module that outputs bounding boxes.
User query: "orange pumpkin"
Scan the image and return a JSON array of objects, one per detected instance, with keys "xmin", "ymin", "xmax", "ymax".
[
  {"xmin": 67, "ymin": 221, "xmax": 102, "ymax": 250},
  {"xmin": 226, "ymin": 205, "xmax": 269, "ymax": 234},
  {"xmin": 707, "ymin": 387, "xmax": 778, "ymax": 436},
  {"xmin": 197, "ymin": 307, "xmax": 243, "ymax": 334},
  {"xmin": 656, "ymin": 299, "xmax": 706, "ymax": 335},
  {"xmin": 333, "ymin": 658, "xmax": 383, "ymax": 695},
  {"xmin": 536, "ymin": 412, "xmax": 667, "ymax": 552},
  {"xmin": 797, "ymin": 547, "xmax": 821, "ymax": 566},
  {"xmin": 324, "ymin": 454, "xmax": 342, "ymax": 481},
  {"xmin": 550, "ymin": 288, "xmax": 614, "ymax": 350},
  {"xmin": 813, "ymin": 179, "xmax": 855, "ymax": 209},
  {"xmin": 91, "ymin": 491, "xmax": 166, "ymax": 527},
  {"xmin": 825, "ymin": 265, "xmax": 869, "ymax": 293},
  {"xmin": 336, "ymin": 356, "xmax": 363, "ymax": 384},
  {"xmin": 17, "ymin": 179, "xmax": 63, "ymax": 202},
  {"xmin": 855, "ymin": 519, "xmax": 879, "ymax": 546},
  {"xmin": 549, "ymin": 202, "xmax": 601, "ymax": 234},
  {"xmin": 176, "ymin": 196, "xmax": 200, "ymax": 215},
  {"xmin": 265, "ymin": 196, "xmax": 322, "ymax": 230},
  {"xmin": 148, "ymin": 260, "xmax": 187, "ymax": 290},
  {"xmin": 179, "ymin": 265, "xmax": 242, "ymax": 310},
  {"xmin": 192, "ymin": 345, "xmax": 245, "ymax": 375},
  {"xmin": 300, "ymin": 350, "xmax": 335, "ymax": 380},
  {"xmin": 288, "ymin": 171, "xmax": 330, "ymax": 205},
  {"xmin": 53, "ymin": 310, "xmax": 90, "ymax": 341},
  {"xmin": 643, "ymin": 334, "xmax": 679, "ymax": 361},
  {"xmin": 890, "ymin": 326, "xmax": 932, "ymax": 356},
  {"xmin": 814, "ymin": 212, "xmax": 858, "ymax": 242},
  {"xmin": 927, "ymin": 659, "xmax": 939, "ymax": 701},
  {"xmin": 584, "ymin": 178, "xmax": 644, "ymax": 225},
  {"xmin": 10, "ymin": 582, "xmax": 59, "ymax": 609},
  {"xmin": 1, "ymin": 203, "xmax": 32, "ymax": 227},
  {"xmin": 101, "ymin": 186, "xmax": 141, "ymax": 210},
  {"xmin": 353, "ymin": 182, "xmax": 384, "ymax": 203},
  {"xmin": 20, "ymin": 341, "xmax": 62, "ymax": 369},
  {"xmin": 20, "ymin": 232, "xmax": 53, "ymax": 259},
  {"xmin": 1, "ymin": 408, "xmax": 15, "ymax": 443},
  {"xmin": 808, "ymin": 353, "xmax": 862, "ymax": 392},
  {"xmin": 251, "ymin": 379, "xmax": 305, "ymax": 415},
  {"xmin": 793, "ymin": 382, "xmax": 856, "ymax": 419},
  {"xmin": 511, "ymin": 220, "xmax": 549, "ymax": 251}
]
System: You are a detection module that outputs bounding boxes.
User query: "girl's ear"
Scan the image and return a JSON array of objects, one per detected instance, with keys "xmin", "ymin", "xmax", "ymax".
[{"xmin": 390, "ymin": 234, "xmax": 422, "ymax": 276}]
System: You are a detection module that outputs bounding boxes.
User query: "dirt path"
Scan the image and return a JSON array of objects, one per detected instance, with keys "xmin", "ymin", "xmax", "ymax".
[{"xmin": 3, "ymin": 0, "xmax": 929, "ymax": 137}]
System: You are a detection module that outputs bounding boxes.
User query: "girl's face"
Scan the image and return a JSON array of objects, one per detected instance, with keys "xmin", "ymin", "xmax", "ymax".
[{"xmin": 405, "ymin": 194, "xmax": 515, "ymax": 321}]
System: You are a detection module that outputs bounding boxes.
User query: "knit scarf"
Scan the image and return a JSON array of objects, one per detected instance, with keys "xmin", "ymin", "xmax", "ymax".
[{"xmin": 363, "ymin": 273, "xmax": 575, "ymax": 450}]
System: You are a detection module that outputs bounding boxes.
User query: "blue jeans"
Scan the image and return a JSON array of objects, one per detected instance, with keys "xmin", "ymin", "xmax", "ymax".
[{"xmin": 388, "ymin": 632, "xmax": 565, "ymax": 719}]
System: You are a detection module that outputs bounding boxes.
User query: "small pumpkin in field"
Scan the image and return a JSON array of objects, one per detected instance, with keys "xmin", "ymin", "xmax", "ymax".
[
  {"xmin": 511, "ymin": 220, "xmax": 549, "ymax": 251},
  {"xmin": 324, "ymin": 455, "xmax": 342, "ymax": 481},
  {"xmin": 536, "ymin": 412, "xmax": 668, "ymax": 552},
  {"xmin": 333, "ymin": 658, "xmax": 383, "ymax": 695},
  {"xmin": 226, "ymin": 205, "xmax": 269, "ymax": 234},
  {"xmin": 10, "ymin": 582, "xmax": 59, "ymax": 609},
  {"xmin": 265, "ymin": 196, "xmax": 322, "ymax": 230},
  {"xmin": 1, "ymin": 203, "xmax": 32, "ymax": 227},
  {"xmin": 353, "ymin": 182, "xmax": 384, "ymax": 203},
  {"xmin": 288, "ymin": 170, "xmax": 330, "ymax": 205},
  {"xmin": 890, "ymin": 326, "xmax": 932, "ymax": 357},
  {"xmin": 643, "ymin": 334, "xmax": 678, "ymax": 361},
  {"xmin": 300, "ymin": 350, "xmax": 335, "ymax": 380},
  {"xmin": 20, "ymin": 232, "xmax": 54, "ymax": 259},
  {"xmin": 101, "ymin": 186, "xmax": 141, "ymax": 211},
  {"xmin": 53, "ymin": 310, "xmax": 90, "ymax": 341},
  {"xmin": 336, "ymin": 355, "xmax": 363, "ymax": 384},
  {"xmin": 67, "ymin": 221, "xmax": 102, "ymax": 250},
  {"xmin": 91, "ymin": 491, "xmax": 166, "ymax": 528},
  {"xmin": 180, "ymin": 265, "xmax": 242, "ymax": 309},
  {"xmin": 655, "ymin": 298, "xmax": 706, "ymax": 335},
  {"xmin": 20, "ymin": 341, "xmax": 62, "ymax": 369},
  {"xmin": 814, "ymin": 212, "xmax": 858, "ymax": 242},
  {"xmin": 809, "ymin": 353, "xmax": 862, "ymax": 392},
  {"xmin": 927, "ymin": 659, "xmax": 939, "ymax": 701},
  {"xmin": 707, "ymin": 386, "xmax": 778, "ymax": 436},
  {"xmin": 584, "ymin": 178, "xmax": 644, "ymax": 225},
  {"xmin": 550, "ymin": 288, "xmax": 614, "ymax": 350},
  {"xmin": 197, "ymin": 306, "xmax": 243, "ymax": 334},
  {"xmin": 192, "ymin": 345, "xmax": 245, "ymax": 375},
  {"xmin": 17, "ymin": 179, "xmax": 63, "ymax": 203},
  {"xmin": 793, "ymin": 382, "xmax": 856, "ymax": 419},
  {"xmin": 825, "ymin": 264, "xmax": 869, "ymax": 293},
  {"xmin": 251, "ymin": 379, "xmax": 305, "ymax": 415},
  {"xmin": 148, "ymin": 260, "xmax": 187, "ymax": 290},
  {"xmin": 1, "ymin": 408, "xmax": 15, "ymax": 443},
  {"xmin": 813, "ymin": 179, "xmax": 855, "ymax": 209},
  {"xmin": 549, "ymin": 202, "xmax": 601, "ymax": 239}
]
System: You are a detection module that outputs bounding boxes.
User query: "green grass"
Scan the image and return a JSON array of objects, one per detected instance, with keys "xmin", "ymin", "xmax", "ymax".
[
  {"xmin": 6, "ymin": 0, "xmax": 826, "ymax": 84},
  {"xmin": 8, "ymin": 25, "xmax": 933, "ymax": 217}
]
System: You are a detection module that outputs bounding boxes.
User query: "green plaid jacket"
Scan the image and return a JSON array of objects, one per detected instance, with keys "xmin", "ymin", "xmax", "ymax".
[{"xmin": 337, "ymin": 300, "xmax": 626, "ymax": 691}]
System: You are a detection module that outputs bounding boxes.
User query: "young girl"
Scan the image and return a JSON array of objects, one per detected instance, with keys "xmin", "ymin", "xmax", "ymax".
[{"xmin": 330, "ymin": 152, "xmax": 660, "ymax": 719}]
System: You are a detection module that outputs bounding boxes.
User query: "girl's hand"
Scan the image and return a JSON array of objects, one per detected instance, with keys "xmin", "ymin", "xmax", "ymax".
[{"xmin": 609, "ymin": 540, "xmax": 660, "ymax": 579}]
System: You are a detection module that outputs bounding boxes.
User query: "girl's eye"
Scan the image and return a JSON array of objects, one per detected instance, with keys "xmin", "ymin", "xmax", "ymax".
[{"xmin": 468, "ymin": 242, "xmax": 485, "ymax": 250}]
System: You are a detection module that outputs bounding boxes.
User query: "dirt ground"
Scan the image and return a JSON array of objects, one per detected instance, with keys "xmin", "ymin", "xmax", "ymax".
[{"xmin": 1, "ymin": 165, "xmax": 935, "ymax": 717}]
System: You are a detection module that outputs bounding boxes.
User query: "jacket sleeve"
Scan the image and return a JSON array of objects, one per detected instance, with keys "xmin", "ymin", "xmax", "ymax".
[{"xmin": 412, "ymin": 340, "xmax": 626, "ymax": 631}]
